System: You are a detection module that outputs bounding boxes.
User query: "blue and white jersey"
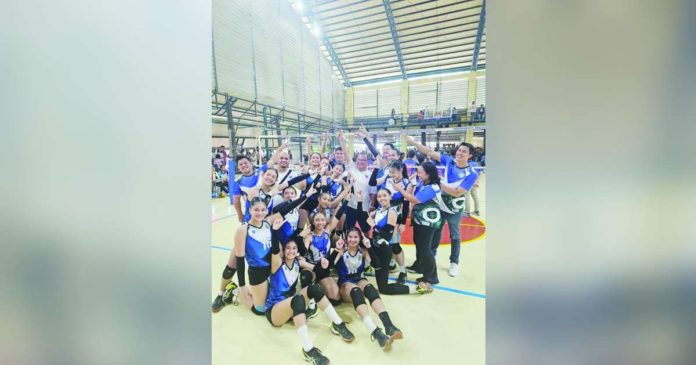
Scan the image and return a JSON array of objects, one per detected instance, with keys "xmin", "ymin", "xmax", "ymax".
[
  {"xmin": 232, "ymin": 164, "xmax": 268, "ymax": 222},
  {"xmin": 305, "ymin": 174, "xmax": 320, "ymax": 201},
  {"xmin": 336, "ymin": 249, "xmax": 366, "ymax": 286},
  {"xmin": 412, "ymin": 183, "xmax": 447, "ymax": 228},
  {"xmin": 305, "ymin": 231, "xmax": 331, "ymax": 264},
  {"xmin": 278, "ymin": 206, "xmax": 299, "ymax": 244},
  {"xmin": 383, "ymin": 177, "xmax": 409, "ymax": 205},
  {"xmin": 276, "ymin": 168, "xmax": 297, "ymax": 185},
  {"xmin": 265, "ymin": 259, "xmax": 300, "ymax": 311},
  {"xmin": 245, "ymin": 221, "xmax": 272, "ymax": 268},
  {"xmin": 327, "ymin": 178, "xmax": 343, "ymax": 199},
  {"xmin": 438, "ymin": 155, "xmax": 478, "ymax": 213},
  {"xmin": 372, "ymin": 206, "xmax": 396, "ymax": 246}
]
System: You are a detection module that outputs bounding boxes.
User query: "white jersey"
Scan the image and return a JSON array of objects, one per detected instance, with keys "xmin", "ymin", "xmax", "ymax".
[{"xmin": 345, "ymin": 163, "xmax": 372, "ymax": 209}]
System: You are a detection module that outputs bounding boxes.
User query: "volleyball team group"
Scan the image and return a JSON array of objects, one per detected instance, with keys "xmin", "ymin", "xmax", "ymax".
[{"xmin": 212, "ymin": 125, "xmax": 481, "ymax": 365}]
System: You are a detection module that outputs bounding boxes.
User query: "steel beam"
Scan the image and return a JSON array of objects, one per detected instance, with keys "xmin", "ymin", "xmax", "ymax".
[
  {"xmin": 303, "ymin": 0, "xmax": 351, "ymax": 87},
  {"xmin": 383, "ymin": 0, "xmax": 405, "ymax": 79},
  {"xmin": 471, "ymin": 0, "xmax": 486, "ymax": 71}
]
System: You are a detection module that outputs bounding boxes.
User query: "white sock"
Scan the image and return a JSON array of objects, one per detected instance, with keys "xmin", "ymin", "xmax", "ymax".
[
  {"xmin": 408, "ymin": 285, "xmax": 417, "ymax": 294},
  {"xmin": 323, "ymin": 305, "xmax": 342, "ymax": 325},
  {"xmin": 399, "ymin": 266, "xmax": 406, "ymax": 273},
  {"xmin": 308, "ymin": 298, "xmax": 316, "ymax": 310},
  {"xmin": 362, "ymin": 316, "xmax": 377, "ymax": 332},
  {"xmin": 218, "ymin": 291, "xmax": 224, "ymax": 296},
  {"xmin": 297, "ymin": 324, "xmax": 313, "ymax": 352}
]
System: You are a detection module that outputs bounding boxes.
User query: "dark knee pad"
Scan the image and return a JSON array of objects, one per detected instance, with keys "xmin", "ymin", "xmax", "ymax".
[
  {"xmin": 300, "ymin": 270, "xmax": 314, "ymax": 288},
  {"xmin": 350, "ymin": 287, "xmax": 366, "ymax": 309},
  {"xmin": 364, "ymin": 284, "xmax": 381, "ymax": 304},
  {"xmin": 290, "ymin": 294, "xmax": 306, "ymax": 317},
  {"xmin": 222, "ymin": 265, "xmax": 236, "ymax": 279},
  {"xmin": 329, "ymin": 297, "xmax": 342, "ymax": 306},
  {"xmin": 391, "ymin": 243, "xmax": 402, "ymax": 255},
  {"xmin": 307, "ymin": 283, "xmax": 326, "ymax": 302}
]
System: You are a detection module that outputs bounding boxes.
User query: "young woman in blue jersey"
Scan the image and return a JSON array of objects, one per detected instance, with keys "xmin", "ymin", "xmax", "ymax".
[
  {"xmin": 406, "ymin": 136, "xmax": 478, "ymax": 277},
  {"xmin": 231, "ymin": 142, "xmax": 287, "ymax": 224},
  {"xmin": 369, "ymin": 160, "xmax": 411, "ymax": 282},
  {"xmin": 392, "ymin": 161, "xmax": 443, "ymax": 291},
  {"xmin": 329, "ymin": 228, "xmax": 402, "ymax": 351},
  {"xmin": 298, "ymin": 201, "xmax": 349, "ymax": 306},
  {"xmin": 265, "ymin": 227, "xmax": 354, "ymax": 365},
  {"xmin": 367, "ymin": 188, "xmax": 430, "ymax": 295},
  {"xmin": 212, "ymin": 185, "xmax": 316, "ymax": 313}
]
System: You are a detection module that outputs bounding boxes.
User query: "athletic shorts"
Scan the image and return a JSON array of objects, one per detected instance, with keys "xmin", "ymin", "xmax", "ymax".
[
  {"xmin": 312, "ymin": 265, "xmax": 330, "ymax": 282},
  {"xmin": 248, "ymin": 265, "xmax": 271, "ymax": 286},
  {"xmin": 338, "ymin": 277, "xmax": 367, "ymax": 287},
  {"xmin": 265, "ymin": 305, "xmax": 282, "ymax": 327}
]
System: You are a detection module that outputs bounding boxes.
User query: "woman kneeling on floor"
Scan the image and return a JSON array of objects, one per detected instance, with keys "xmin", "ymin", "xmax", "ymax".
[
  {"xmin": 265, "ymin": 221, "xmax": 354, "ymax": 365},
  {"xmin": 329, "ymin": 227, "xmax": 403, "ymax": 352}
]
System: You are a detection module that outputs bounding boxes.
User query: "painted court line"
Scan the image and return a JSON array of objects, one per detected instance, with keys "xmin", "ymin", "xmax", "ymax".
[
  {"xmin": 210, "ymin": 245, "xmax": 486, "ymax": 299},
  {"xmin": 212, "ymin": 214, "xmax": 236, "ymax": 222}
]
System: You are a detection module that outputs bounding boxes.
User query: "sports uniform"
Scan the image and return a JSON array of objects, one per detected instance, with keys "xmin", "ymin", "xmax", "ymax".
[
  {"xmin": 231, "ymin": 164, "xmax": 268, "ymax": 223},
  {"xmin": 432, "ymin": 155, "xmax": 478, "ymax": 265}
]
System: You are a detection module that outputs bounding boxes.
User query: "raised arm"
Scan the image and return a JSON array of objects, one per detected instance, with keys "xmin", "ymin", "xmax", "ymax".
[
  {"xmin": 404, "ymin": 134, "xmax": 441, "ymax": 162},
  {"xmin": 267, "ymin": 140, "xmax": 289, "ymax": 166},
  {"xmin": 326, "ymin": 200, "xmax": 349, "ymax": 233},
  {"xmin": 440, "ymin": 171, "xmax": 478, "ymax": 197},
  {"xmin": 328, "ymin": 182, "xmax": 352, "ymax": 209},
  {"xmin": 319, "ymin": 133, "xmax": 328, "ymax": 155},
  {"xmin": 269, "ymin": 219, "xmax": 285, "ymax": 273},
  {"xmin": 355, "ymin": 124, "xmax": 379, "ymax": 158},
  {"xmin": 337, "ymin": 130, "xmax": 350, "ymax": 167},
  {"xmin": 305, "ymin": 136, "xmax": 313, "ymax": 163}
]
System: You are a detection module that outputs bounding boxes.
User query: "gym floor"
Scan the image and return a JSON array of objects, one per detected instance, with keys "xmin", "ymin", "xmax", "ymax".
[{"xmin": 211, "ymin": 175, "xmax": 486, "ymax": 365}]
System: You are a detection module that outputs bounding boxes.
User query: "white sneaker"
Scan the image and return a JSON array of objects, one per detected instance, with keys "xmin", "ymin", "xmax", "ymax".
[{"xmin": 448, "ymin": 263, "xmax": 459, "ymax": 277}]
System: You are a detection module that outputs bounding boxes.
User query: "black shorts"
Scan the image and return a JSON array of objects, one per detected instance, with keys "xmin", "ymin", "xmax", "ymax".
[
  {"xmin": 265, "ymin": 305, "xmax": 282, "ymax": 327},
  {"xmin": 301, "ymin": 198, "xmax": 319, "ymax": 213},
  {"xmin": 248, "ymin": 265, "xmax": 271, "ymax": 286},
  {"xmin": 313, "ymin": 265, "xmax": 331, "ymax": 282}
]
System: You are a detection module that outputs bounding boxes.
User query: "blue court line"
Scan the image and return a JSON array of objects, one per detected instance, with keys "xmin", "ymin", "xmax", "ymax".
[{"xmin": 210, "ymin": 245, "xmax": 486, "ymax": 300}]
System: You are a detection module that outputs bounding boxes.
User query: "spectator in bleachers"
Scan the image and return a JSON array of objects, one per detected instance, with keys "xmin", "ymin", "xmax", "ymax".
[
  {"xmin": 469, "ymin": 101, "xmax": 477, "ymax": 121},
  {"xmin": 451, "ymin": 107, "xmax": 457, "ymax": 122},
  {"xmin": 417, "ymin": 110, "xmax": 424, "ymax": 124},
  {"xmin": 476, "ymin": 104, "xmax": 486, "ymax": 121}
]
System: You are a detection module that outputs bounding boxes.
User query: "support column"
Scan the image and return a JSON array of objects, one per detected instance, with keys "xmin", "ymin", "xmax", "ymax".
[
  {"xmin": 400, "ymin": 80, "xmax": 409, "ymax": 125},
  {"xmin": 345, "ymin": 88, "xmax": 354, "ymax": 127},
  {"xmin": 467, "ymin": 73, "xmax": 478, "ymax": 119}
]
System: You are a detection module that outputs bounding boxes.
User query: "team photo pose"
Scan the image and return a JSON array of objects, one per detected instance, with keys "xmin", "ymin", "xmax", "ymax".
[
  {"xmin": 406, "ymin": 136, "xmax": 479, "ymax": 277},
  {"xmin": 232, "ymin": 141, "xmax": 287, "ymax": 224},
  {"xmin": 212, "ymin": 185, "xmax": 316, "ymax": 313},
  {"xmin": 392, "ymin": 160, "xmax": 444, "ymax": 290},
  {"xmin": 298, "ymin": 198, "xmax": 350, "ymax": 305},
  {"xmin": 330, "ymin": 228, "xmax": 403, "ymax": 351},
  {"xmin": 369, "ymin": 159, "xmax": 412, "ymax": 282},
  {"xmin": 264, "ymin": 221, "xmax": 354, "ymax": 365},
  {"xmin": 367, "ymin": 188, "xmax": 430, "ymax": 295}
]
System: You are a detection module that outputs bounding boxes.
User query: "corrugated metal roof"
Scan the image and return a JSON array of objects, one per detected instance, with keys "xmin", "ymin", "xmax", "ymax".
[{"xmin": 290, "ymin": 0, "xmax": 486, "ymax": 86}]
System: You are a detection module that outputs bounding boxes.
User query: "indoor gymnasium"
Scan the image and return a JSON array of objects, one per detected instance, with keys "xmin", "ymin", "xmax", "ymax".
[{"xmin": 210, "ymin": 1, "xmax": 486, "ymax": 364}]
